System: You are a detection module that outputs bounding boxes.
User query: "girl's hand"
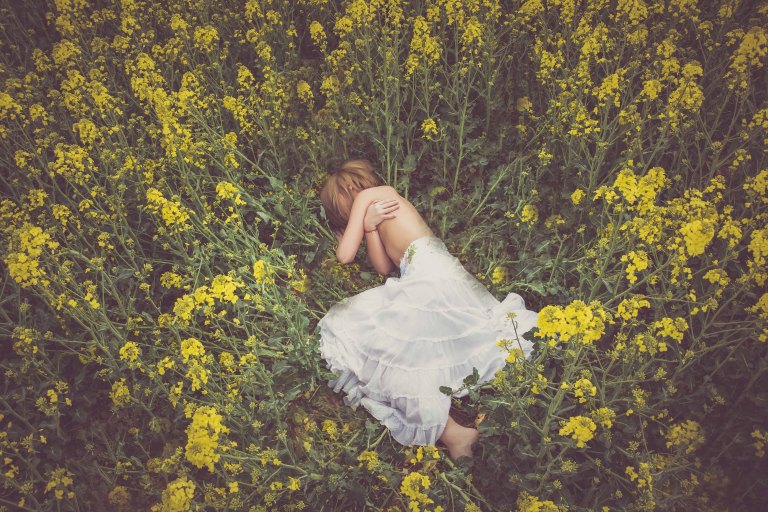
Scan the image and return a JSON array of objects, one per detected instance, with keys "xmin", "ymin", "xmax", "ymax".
[{"xmin": 364, "ymin": 199, "xmax": 399, "ymax": 232}]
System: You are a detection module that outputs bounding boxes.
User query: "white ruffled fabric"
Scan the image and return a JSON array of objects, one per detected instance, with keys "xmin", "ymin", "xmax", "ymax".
[{"xmin": 318, "ymin": 236, "xmax": 538, "ymax": 446}]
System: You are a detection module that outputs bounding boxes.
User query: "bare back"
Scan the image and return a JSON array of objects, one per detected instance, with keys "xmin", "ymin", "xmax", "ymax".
[{"xmin": 367, "ymin": 186, "xmax": 435, "ymax": 266}]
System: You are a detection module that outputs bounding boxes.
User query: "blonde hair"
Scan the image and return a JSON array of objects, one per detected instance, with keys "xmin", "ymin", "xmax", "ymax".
[{"xmin": 320, "ymin": 159, "xmax": 382, "ymax": 230}]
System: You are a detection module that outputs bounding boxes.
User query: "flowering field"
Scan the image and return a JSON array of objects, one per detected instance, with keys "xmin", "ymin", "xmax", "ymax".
[{"xmin": 1, "ymin": 0, "xmax": 767, "ymax": 510}]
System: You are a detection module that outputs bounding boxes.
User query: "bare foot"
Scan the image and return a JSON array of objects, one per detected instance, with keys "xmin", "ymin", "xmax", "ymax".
[
  {"xmin": 446, "ymin": 426, "xmax": 480, "ymax": 460},
  {"xmin": 440, "ymin": 415, "xmax": 482, "ymax": 460}
]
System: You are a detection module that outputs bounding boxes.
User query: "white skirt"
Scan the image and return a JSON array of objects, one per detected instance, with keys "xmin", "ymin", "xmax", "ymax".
[{"xmin": 317, "ymin": 236, "xmax": 538, "ymax": 446}]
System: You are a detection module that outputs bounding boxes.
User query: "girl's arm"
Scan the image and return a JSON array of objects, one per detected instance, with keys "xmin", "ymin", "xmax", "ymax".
[
  {"xmin": 335, "ymin": 187, "xmax": 378, "ymax": 263},
  {"xmin": 365, "ymin": 229, "xmax": 396, "ymax": 275}
]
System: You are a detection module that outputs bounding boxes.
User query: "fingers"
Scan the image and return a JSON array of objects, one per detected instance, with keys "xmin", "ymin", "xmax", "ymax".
[
  {"xmin": 378, "ymin": 199, "xmax": 399, "ymax": 210},
  {"xmin": 374, "ymin": 198, "xmax": 399, "ymax": 206}
]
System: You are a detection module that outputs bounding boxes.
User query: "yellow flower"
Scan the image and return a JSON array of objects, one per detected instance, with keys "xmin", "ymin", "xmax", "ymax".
[
  {"xmin": 461, "ymin": 16, "xmax": 484, "ymax": 51},
  {"xmin": 664, "ymin": 419, "xmax": 704, "ymax": 454},
  {"xmin": 193, "ymin": 25, "xmax": 219, "ymax": 52},
  {"xmin": 322, "ymin": 419, "xmax": 339, "ymax": 440},
  {"xmin": 516, "ymin": 491, "xmax": 560, "ymax": 512},
  {"xmin": 145, "ymin": 188, "xmax": 191, "ymax": 231},
  {"xmin": 358, "ymin": 450, "xmax": 380, "ymax": 471},
  {"xmin": 521, "ymin": 204, "xmax": 538, "ymax": 224},
  {"xmin": 640, "ymin": 79, "xmax": 662, "ymax": 100},
  {"xmin": 594, "ymin": 72, "xmax": 622, "ymax": 108},
  {"xmin": 11, "ymin": 326, "xmax": 40, "ymax": 356},
  {"xmin": 51, "ymin": 39, "xmax": 81, "ymax": 67},
  {"xmin": 405, "ymin": 16, "xmax": 441, "ymax": 78},
  {"xmin": 653, "ymin": 317, "xmax": 688, "ymax": 343},
  {"xmin": 491, "ymin": 266, "xmax": 507, "ymax": 285},
  {"xmin": 173, "ymin": 294, "xmax": 196, "ymax": 322},
  {"xmin": 253, "ymin": 260, "xmax": 269, "ymax": 283},
  {"xmin": 169, "ymin": 13, "xmax": 188, "ymax": 33},
  {"xmin": 180, "ymin": 338, "xmax": 205, "ymax": 364},
  {"xmin": 725, "ymin": 26, "xmax": 767, "ymax": 92},
  {"xmin": 504, "ymin": 347, "xmax": 524, "ymax": 364},
  {"xmin": 421, "ymin": 117, "xmax": 438, "ymax": 140},
  {"xmin": 216, "ymin": 182, "xmax": 245, "ymax": 205},
  {"xmin": 626, "ymin": 463, "xmax": 654, "ymax": 490},
  {"xmin": 617, "ymin": 296, "xmax": 649, "ymax": 322},
  {"xmin": 591, "ymin": 407, "xmax": 616, "ymax": 429},
  {"xmin": 209, "ymin": 274, "xmax": 244, "ymax": 303},
  {"xmin": 680, "ymin": 218, "xmax": 716, "ymax": 256},
  {"xmin": 160, "ymin": 272, "xmax": 183, "ymax": 288},
  {"xmin": 320, "ymin": 74, "xmax": 340, "ymax": 96},
  {"xmin": 400, "ymin": 471, "xmax": 433, "ymax": 509},
  {"xmin": 751, "ymin": 430, "xmax": 768, "ymax": 457},
  {"xmin": 572, "ymin": 378, "xmax": 597, "ymax": 403},
  {"xmin": 559, "ymin": 415, "xmax": 597, "ymax": 448},
  {"xmin": 620, "ymin": 250, "xmax": 649, "ymax": 284},
  {"xmin": 185, "ymin": 361, "xmax": 209, "ymax": 393},
  {"xmin": 531, "ymin": 373, "xmax": 548, "ymax": 394},
  {"xmin": 703, "ymin": 268, "xmax": 730, "ymax": 287},
  {"xmin": 119, "ymin": 341, "xmax": 141, "ymax": 368},
  {"xmin": 108, "ymin": 486, "xmax": 130, "ymax": 506},
  {"xmin": 4, "ymin": 223, "xmax": 56, "ymax": 288},
  {"xmin": 25, "ymin": 188, "xmax": 48, "ymax": 209},
  {"xmin": 45, "ymin": 467, "xmax": 75, "ymax": 501},
  {"xmin": 536, "ymin": 300, "xmax": 612, "ymax": 345},
  {"xmin": 296, "ymin": 80, "xmax": 314, "ymax": 107},
  {"xmin": 185, "ymin": 405, "xmax": 229, "ymax": 472},
  {"xmin": 157, "ymin": 356, "xmax": 175, "ymax": 376},
  {"xmin": 290, "ymin": 270, "xmax": 309, "ymax": 293},
  {"xmin": 309, "ymin": 20, "xmax": 327, "ymax": 51},
  {"xmin": 153, "ymin": 475, "xmax": 195, "ymax": 512},
  {"xmin": 110, "ymin": 379, "xmax": 131, "ymax": 409},
  {"xmin": 516, "ymin": 96, "xmax": 533, "ymax": 113},
  {"xmin": 571, "ymin": 188, "xmax": 585, "ymax": 205}
]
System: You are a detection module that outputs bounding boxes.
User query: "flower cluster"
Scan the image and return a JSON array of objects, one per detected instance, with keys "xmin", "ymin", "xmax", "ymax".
[
  {"xmin": 405, "ymin": 16, "xmax": 441, "ymax": 78},
  {"xmin": 119, "ymin": 341, "xmax": 142, "ymax": 370},
  {"xmin": 664, "ymin": 419, "xmax": 704, "ymax": 454},
  {"xmin": 45, "ymin": 467, "xmax": 75, "ymax": 500},
  {"xmin": 185, "ymin": 405, "xmax": 230, "ymax": 472},
  {"xmin": 516, "ymin": 491, "xmax": 562, "ymax": 512},
  {"xmin": 180, "ymin": 337, "xmax": 210, "ymax": 393},
  {"xmin": 12, "ymin": 326, "xmax": 40, "ymax": 356},
  {"xmin": 572, "ymin": 378, "xmax": 597, "ymax": 403},
  {"xmin": 536, "ymin": 300, "xmax": 612, "ymax": 346},
  {"xmin": 4, "ymin": 223, "xmax": 57, "ymax": 288},
  {"xmin": 559, "ymin": 415, "xmax": 598, "ymax": 448},
  {"xmin": 152, "ymin": 475, "xmax": 196, "ymax": 512},
  {"xmin": 110, "ymin": 378, "xmax": 131, "ymax": 409},
  {"xmin": 616, "ymin": 295, "xmax": 650, "ymax": 322},
  {"xmin": 216, "ymin": 181, "xmax": 245, "ymax": 205},
  {"xmin": 400, "ymin": 471, "xmax": 437, "ymax": 511},
  {"xmin": 173, "ymin": 274, "xmax": 246, "ymax": 324},
  {"xmin": 146, "ymin": 188, "xmax": 192, "ymax": 233}
]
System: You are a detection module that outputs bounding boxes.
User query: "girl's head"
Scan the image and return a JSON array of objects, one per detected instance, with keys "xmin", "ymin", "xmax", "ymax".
[{"xmin": 320, "ymin": 159, "xmax": 382, "ymax": 231}]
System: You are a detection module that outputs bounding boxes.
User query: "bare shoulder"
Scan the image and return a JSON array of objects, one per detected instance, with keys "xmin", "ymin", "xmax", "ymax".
[
  {"xmin": 370, "ymin": 185, "xmax": 398, "ymax": 195},
  {"xmin": 360, "ymin": 185, "xmax": 400, "ymax": 200}
]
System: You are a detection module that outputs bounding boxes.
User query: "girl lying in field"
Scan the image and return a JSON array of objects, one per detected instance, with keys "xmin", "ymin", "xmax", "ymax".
[{"xmin": 317, "ymin": 160, "xmax": 539, "ymax": 459}]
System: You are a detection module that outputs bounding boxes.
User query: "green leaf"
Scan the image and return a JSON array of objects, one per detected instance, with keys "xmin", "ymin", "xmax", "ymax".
[
  {"xmin": 402, "ymin": 154, "xmax": 417, "ymax": 174},
  {"xmin": 463, "ymin": 367, "xmax": 480, "ymax": 386}
]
